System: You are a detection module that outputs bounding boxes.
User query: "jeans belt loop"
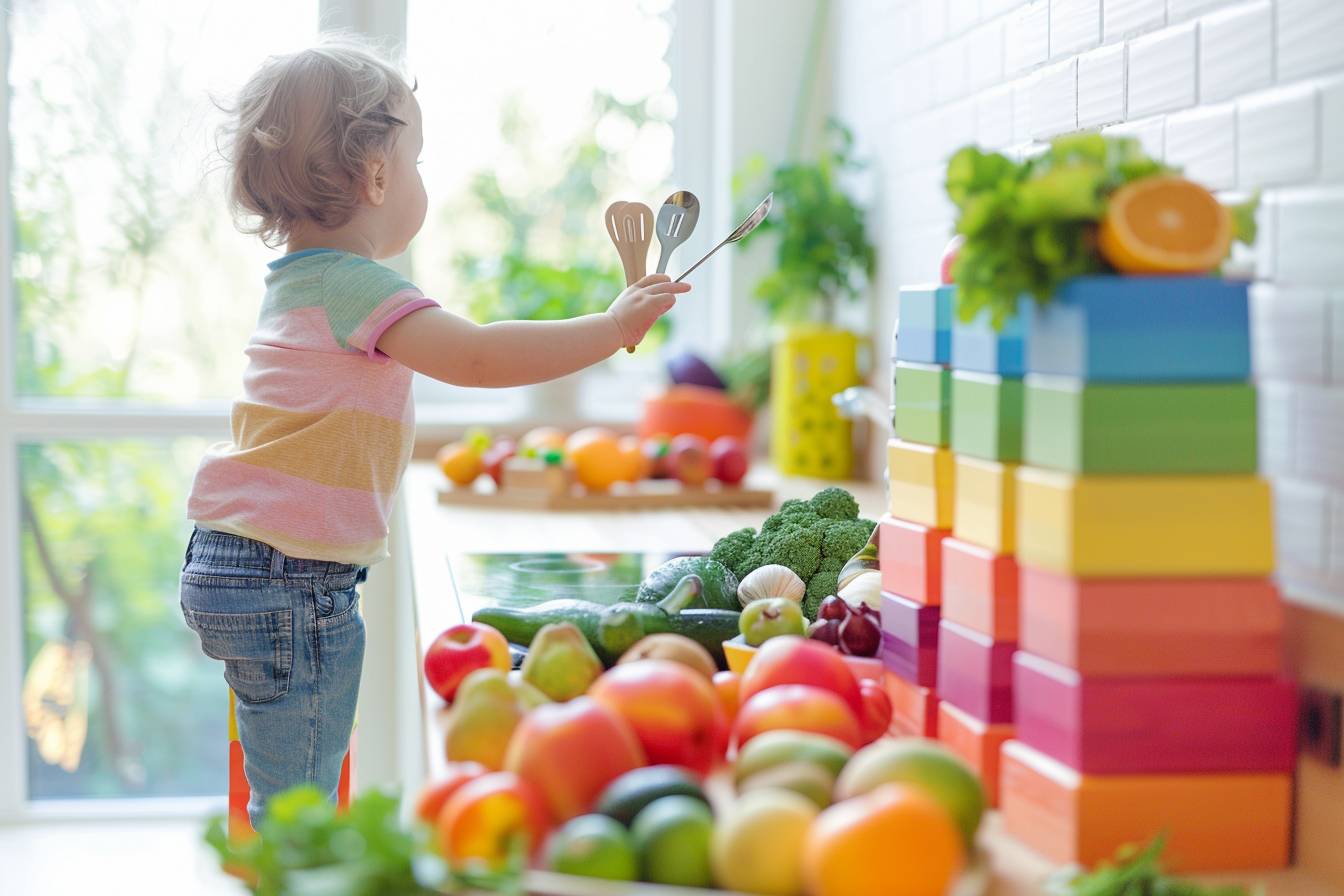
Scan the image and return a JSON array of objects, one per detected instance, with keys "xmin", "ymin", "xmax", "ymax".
[{"xmin": 270, "ymin": 544, "xmax": 287, "ymax": 580}]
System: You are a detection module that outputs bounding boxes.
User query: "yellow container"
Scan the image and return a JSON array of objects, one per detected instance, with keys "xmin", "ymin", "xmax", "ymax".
[
  {"xmin": 887, "ymin": 438, "xmax": 955, "ymax": 528},
  {"xmin": 954, "ymin": 456, "xmax": 1018, "ymax": 554},
  {"xmin": 1015, "ymin": 467, "xmax": 1275, "ymax": 576},
  {"xmin": 771, "ymin": 325, "xmax": 861, "ymax": 479}
]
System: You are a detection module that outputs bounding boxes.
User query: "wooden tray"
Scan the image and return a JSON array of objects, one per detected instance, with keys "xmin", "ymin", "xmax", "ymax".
[{"xmin": 438, "ymin": 480, "xmax": 774, "ymax": 511}]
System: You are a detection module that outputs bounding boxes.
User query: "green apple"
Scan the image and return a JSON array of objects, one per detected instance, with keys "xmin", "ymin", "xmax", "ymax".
[
  {"xmin": 739, "ymin": 597, "xmax": 807, "ymax": 647},
  {"xmin": 834, "ymin": 738, "xmax": 986, "ymax": 847}
]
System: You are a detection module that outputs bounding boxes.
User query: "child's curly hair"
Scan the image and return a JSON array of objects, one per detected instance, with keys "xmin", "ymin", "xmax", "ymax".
[{"xmin": 220, "ymin": 37, "xmax": 414, "ymax": 247}]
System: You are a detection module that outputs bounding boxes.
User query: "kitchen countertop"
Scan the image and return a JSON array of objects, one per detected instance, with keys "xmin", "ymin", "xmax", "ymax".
[{"xmin": 402, "ymin": 461, "xmax": 1333, "ymax": 896}]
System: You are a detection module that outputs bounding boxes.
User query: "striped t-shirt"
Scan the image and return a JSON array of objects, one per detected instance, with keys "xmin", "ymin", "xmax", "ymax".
[{"xmin": 187, "ymin": 248, "xmax": 438, "ymax": 565}]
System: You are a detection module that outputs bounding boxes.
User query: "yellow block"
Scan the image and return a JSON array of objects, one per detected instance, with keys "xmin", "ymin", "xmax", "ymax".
[
  {"xmin": 954, "ymin": 456, "xmax": 1017, "ymax": 553},
  {"xmin": 1016, "ymin": 468, "xmax": 1275, "ymax": 576},
  {"xmin": 887, "ymin": 438, "xmax": 955, "ymax": 529}
]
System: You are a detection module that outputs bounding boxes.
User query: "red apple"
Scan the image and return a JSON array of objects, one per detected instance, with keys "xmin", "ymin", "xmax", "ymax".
[
  {"xmin": 437, "ymin": 771, "xmax": 551, "ymax": 868},
  {"xmin": 739, "ymin": 635, "xmax": 864, "ymax": 718},
  {"xmin": 940, "ymin": 234, "xmax": 964, "ymax": 285},
  {"xmin": 481, "ymin": 439, "xmax": 516, "ymax": 487},
  {"xmin": 733, "ymin": 684, "xmax": 864, "ymax": 749},
  {"xmin": 713, "ymin": 670, "xmax": 741, "ymax": 725},
  {"xmin": 415, "ymin": 762, "xmax": 488, "ymax": 825},
  {"xmin": 858, "ymin": 678, "xmax": 894, "ymax": 744},
  {"xmin": 504, "ymin": 696, "xmax": 647, "ymax": 821},
  {"xmin": 667, "ymin": 434, "xmax": 712, "ymax": 487},
  {"xmin": 589, "ymin": 659, "xmax": 729, "ymax": 775},
  {"xmin": 425, "ymin": 623, "xmax": 512, "ymax": 703},
  {"xmin": 710, "ymin": 436, "xmax": 749, "ymax": 485}
]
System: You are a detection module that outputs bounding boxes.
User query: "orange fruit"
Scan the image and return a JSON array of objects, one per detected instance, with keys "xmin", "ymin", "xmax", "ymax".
[
  {"xmin": 565, "ymin": 426, "xmax": 616, "ymax": 455},
  {"xmin": 614, "ymin": 435, "xmax": 651, "ymax": 483},
  {"xmin": 1097, "ymin": 175, "xmax": 1231, "ymax": 274},
  {"xmin": 437, "ymin": 442, "xmax": 483, "ymax": 486},
  {"xmin": 567, "ymin": 434, "xmax": 623, "ymax": 491},
  {"xmin": 803, "ymin": 783, "xmax": 965, "ymax": 896}
]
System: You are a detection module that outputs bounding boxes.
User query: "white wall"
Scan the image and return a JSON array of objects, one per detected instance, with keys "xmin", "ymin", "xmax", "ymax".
[{"xmin": 834, "ymin": 0, "xmax": 1344, "ymax": 614}]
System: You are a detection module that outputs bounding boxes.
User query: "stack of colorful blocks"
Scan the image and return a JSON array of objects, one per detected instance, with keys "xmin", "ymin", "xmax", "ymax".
[{"xmin": 997, "ymin": 276, "xmax": 1296, "ymax": 872}]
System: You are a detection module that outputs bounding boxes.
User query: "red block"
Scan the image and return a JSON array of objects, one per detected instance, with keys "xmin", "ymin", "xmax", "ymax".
[
  {"xmin": 942, "ymin": 537, "xmax": 1019, "ymax": 642},
  {"xmin": 1014, "ymin": 651, "xmax": 1298, "ymax": 774},
  {"xmin": 879, "ymin": 515, "xmax": 949, "ymax": 605},
  {"xmin": 937, "ymin": 620, "xmax": 1015, "ymax": 724},
  {"xmin": 879, "ymin": 591, "xmax": 940, "ymax": 687},
  {"xmin": 1019, "ymin": 568, "xmax": 1284, "ymax": 678}
]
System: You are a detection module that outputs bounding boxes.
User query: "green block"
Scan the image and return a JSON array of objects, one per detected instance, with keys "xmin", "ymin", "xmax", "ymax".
[
  {"xmin": 950, "ymin": 371, "xmax": 1024, "ymax": 462},
  {"xmin": 893, "ymin": 361, "xmax": 950, "ymax": 446},
  {"xmin": 1023, "ymin": 375, "xmax": 1258, "ymax": 474}
]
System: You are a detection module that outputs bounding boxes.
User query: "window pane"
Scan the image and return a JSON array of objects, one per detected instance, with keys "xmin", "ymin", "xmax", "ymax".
[
  {"xmin": 405, "ymin": 0, "xmax": 676, "ymax": 411},
  {"xmin": 10, "ymin": 0, "xmax": 317, "ymax": 402},
  {"xmin": 20, "ymin": 439, "xmax": 223, "ymax": 800}
]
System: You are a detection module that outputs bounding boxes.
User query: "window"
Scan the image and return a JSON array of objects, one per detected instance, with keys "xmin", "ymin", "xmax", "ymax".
[{"xmin": 1, "ymin": 0, "xmax": 699, "ymax": 818}]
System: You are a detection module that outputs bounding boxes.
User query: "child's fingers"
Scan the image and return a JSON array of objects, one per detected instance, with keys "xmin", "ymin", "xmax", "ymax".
[
  {"xmin": 633, "ymin": 273, "xmax": 672, "ymax": 287},
  {"xmin": 645, "ymin": 281, "xmax": 692, "ymax": 295}
]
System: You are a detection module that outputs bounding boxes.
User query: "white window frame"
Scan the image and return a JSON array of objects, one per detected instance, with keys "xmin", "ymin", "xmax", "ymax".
[{"xmin": 0, "ymin": 0, "xmax": 711, "ymax": 823}]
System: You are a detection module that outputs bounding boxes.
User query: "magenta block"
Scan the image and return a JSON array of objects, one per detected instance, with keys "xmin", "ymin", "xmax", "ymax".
[
  {"xmin": 880, "ymin": 592, "xmax": 940, "ymax": 687},
  {"xmin": 1013, "ymin": 651, "xmax": 1298, "ymax": 774},
  {"xmin": 937, "ymin": 620, "xmax": 1014, "ymax": 724}
]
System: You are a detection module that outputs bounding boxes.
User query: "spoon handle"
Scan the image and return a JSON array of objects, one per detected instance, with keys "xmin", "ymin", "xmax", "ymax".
[
  {"xmin": 655, "ymin": 244, "xmax": 673, "ymax": 275},
  {"xmin": 674, "ymin": 236, "xmax": 730, "ymax": 283}
]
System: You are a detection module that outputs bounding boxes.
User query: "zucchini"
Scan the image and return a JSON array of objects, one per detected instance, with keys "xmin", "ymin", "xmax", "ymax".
[{"xmin": 472, "ymin": 575, "xmax": 739, "ymax": 667}]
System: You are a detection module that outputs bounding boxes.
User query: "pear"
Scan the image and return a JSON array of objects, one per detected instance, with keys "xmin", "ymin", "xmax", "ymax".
[
  {"xmin": 521, "ymin": 622, "xmax": 604, "ymax": 702},
  {"xmin": 508, "ymin": 670, "xmax": 552, "ymax": 709},
  {"xmin": 444, "ymin": 668, "xmax": 524, "ymax": 770}
]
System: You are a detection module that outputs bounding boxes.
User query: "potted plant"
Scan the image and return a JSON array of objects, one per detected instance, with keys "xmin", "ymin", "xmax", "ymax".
[{"xmin": 737, "ymin": 121, "xmax": 876, "ymax": 479}]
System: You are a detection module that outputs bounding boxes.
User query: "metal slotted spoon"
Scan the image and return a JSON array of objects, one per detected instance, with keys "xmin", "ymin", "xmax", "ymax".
[
  {"xmin": 674, "ymin": 192, "xmax": 773, "ymax": 282},
  {"xmin": 654, "ymin": 190, "xmax": 701, "ymax": 274}
]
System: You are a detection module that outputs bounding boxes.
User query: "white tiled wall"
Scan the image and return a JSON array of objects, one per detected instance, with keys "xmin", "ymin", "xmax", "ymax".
[{"xmin": 833, "ymin": 0, "xmax": 1344, "ymax": 612}]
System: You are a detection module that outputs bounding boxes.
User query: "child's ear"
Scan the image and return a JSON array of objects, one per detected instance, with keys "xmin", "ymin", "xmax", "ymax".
[{"xmin": 363, "ymin": 156, "xmax": 387, "ymax": 206}]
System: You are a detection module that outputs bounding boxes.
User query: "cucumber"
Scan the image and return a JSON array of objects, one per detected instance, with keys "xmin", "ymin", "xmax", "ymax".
[
  {"xmin": 594, "ymin": 766, "xmax": 708, "ymax": 826},
  {"xmin": 637, "ymin": 556, "xmax": 740, "ymax": 610}
]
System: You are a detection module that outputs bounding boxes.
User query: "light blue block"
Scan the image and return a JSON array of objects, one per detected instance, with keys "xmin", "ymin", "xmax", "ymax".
[
  {"xmin": 897, "ymin": 284, "xmax": 953, "ymax": 364},
  {"xmin": 952, "ymin": 297, "xmax": 1029, "ymax": 376},
  {"xmin": 1024, "ymin": 276, "xmax": 1250, "ymax": 382}
]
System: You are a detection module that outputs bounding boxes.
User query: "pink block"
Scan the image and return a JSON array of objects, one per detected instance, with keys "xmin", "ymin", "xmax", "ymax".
[
  {"xmin": 937, "ymin": 619, "xmax": 1015, "ymax": 724},
  {"xmin": 880, "ymin": 591, "xmax": 940, "ymax": 687},
  {"xmin": 1014, "ymin": 651, "xmax": 1298, "ymax": 775}
]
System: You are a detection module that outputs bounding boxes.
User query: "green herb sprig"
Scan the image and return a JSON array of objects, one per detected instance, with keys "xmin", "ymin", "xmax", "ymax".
[{"xmin": 1044, "ymin": 835, "xmax": 1261, "ymax": 896}]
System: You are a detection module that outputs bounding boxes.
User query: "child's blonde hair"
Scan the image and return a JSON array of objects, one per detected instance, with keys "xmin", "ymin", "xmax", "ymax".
[{"xmin": 221, "ymin": 38, "xmax": 414, "ymax": 247}]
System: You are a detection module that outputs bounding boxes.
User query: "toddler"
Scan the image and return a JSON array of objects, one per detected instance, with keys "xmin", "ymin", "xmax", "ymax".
[{"xmin": 180, "ymin": 40, "xmax": 687, "ymax": 827}]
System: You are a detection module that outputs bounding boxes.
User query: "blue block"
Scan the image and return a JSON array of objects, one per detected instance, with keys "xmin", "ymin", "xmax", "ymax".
[
  {"xmin": 1025, "ymin": 276, "xmax": 1250, "ymax": 382},
  {"xmin": 897, "ymin": 284, "xmax": 953, "ymax": 364},
  {"xmin": 952, "ymin": 297, "xmax": 1029, "ymax": 376}
]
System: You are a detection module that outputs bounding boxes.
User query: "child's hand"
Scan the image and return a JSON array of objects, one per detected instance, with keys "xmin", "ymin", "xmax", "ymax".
[{"xmin": 607, "ymin": 274, "xmax": 690, "ymax": 349}]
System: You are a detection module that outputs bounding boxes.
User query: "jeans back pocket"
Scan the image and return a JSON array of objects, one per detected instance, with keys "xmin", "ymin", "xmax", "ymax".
[{"xmin": 183, "ymin": 607, "xmax": 294, "ymax": 704}]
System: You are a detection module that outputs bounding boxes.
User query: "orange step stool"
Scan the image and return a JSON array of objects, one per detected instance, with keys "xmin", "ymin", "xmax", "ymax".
[
  {"xmin": 999, "ymin": 740, "xmax": 1291, "ymax": 872},
  {"xmin": 937, "ymin": 701, "xmax": 1013, "ymax": 806},
  {"xmin": 228, "ymin": 690, "xmax": 353, "ymax": 837}
]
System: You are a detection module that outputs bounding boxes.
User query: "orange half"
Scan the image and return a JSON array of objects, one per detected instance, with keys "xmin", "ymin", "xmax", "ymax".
[{"xmin": 1098, "ymin": 175, "xmax": 1232, "ymax": 274}]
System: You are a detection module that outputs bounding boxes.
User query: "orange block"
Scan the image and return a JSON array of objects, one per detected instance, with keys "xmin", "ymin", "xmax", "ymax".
[
  {"xmin": 884, "ymin": 670, "xmax": 938, "ymax": 738},
  {"xmin": 1000, "ymin": 740, "xmax": 1292, "ymax": 872},
  {"xmin": 879, "ymin": 515, "xmax": 949, "ymax": 605},
  {"xmin": 942, "ymin": 538, "xmax": 1019, "ymax": 642},
  {"xmin": 937, "ymin": 701, "xmax": 1014, "ymax": 806},
  {"xmin": 1019, "ymin": 569, "xmax": 1284, "ymax": 677}
]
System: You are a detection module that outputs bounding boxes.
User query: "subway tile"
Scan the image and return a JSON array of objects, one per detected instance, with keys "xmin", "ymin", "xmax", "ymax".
[
  {"xmin": 1169, "ymin": 0, "xmax": 1233, "ymax": 21},
  {"xmin": 1297, "ymin": 385, "xmax": 1344, "ymax": 488},
  {"xmin": 1128, "ymin": 23, "xmax": 1198, "ymax": 117},
  {"xmin": 1077, "ymin": 43, "xmax": 1126, "ymax": 127},
  {"xmin": 969, "ymin": 20, "xmax": 1006, "ymax": 90},
  {"xmin": 1331, "ymin": 489, "xmax": 1344, "ymax": 579},
  {"xmin": 1321, "ymin": 76, "xmax": 1344, "ymax": 182},
  {"xmin": 1238, "ymin": 85, "xmax": 1319, "ymax": 189},
  {"xmin": 913, "ymin": 0, "xmax": 950, "ymax": 48},
  {"xmin": 1013, "ymin": 76, "xmax": 1038, "ymax": 144},
  {"xmin": 1276, "ymin": 189, "xmax": 1344, "ymax": 286},
  {"xmin": 1250, "ymin": 283, "xmax": 1330, "ymax": 382},
  {"xmin": 1255, "ymin": 192, "xmax": 1278, "ymax": 280},
  {"xmin": 1199, "ymin": 2, "xmax": 1272, "ymax": 104},
  {"xmin": 1103, "ymin": 115, "xmax": 1166, "ymax": 159},
  {"xmin": 1051, "ymin": 0, "xmax": 1101, "ymax": 57},
  {"xmin": 1006, "ymin": 0, "xmax": 1050, "ymax": 74},
  {"xmin": 1331, "ymin": 294, "xmax": 1344, "ymax": 383},
  {"xmin": 976, "ymin": 85, "xmax": 1016, "ymax": 148},
  {"xmin": 1102, "ymin": 0, "xmax": 1166, "ymax": 41},
  {"xmin": 1274, "ymin": 477, "xmax": 1330, "ymax": 575},
  {"xmin": 982, "ymin": 0, "xmax": 1023, "ymax": 18},
  {"xmin": 1032, "ymin": 59, "xmax": 1080, "ymax": 137},
  {"xmin": 937, "ymin": 38, "xmax": 971, "ymax": 103},
  {"xmin": 948, "ymin": 0, "xmax": 982, "ymax": 36},
  {"xmin": 1277, "ymin": 0, "xmax": 1344, "ymax": 82},
  {"xmin": 1166, "ymin": 103, "xmax": 1236, "ymax": 190},
  {"xmin": 1257, "ymin": 380, "xmax": 1296, "ymax": 476}
]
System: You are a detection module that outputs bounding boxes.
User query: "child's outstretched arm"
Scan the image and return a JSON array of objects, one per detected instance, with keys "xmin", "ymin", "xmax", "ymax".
[{"xmin": 377, "ymin": 274, "xmax": 689, "ymax": 387}]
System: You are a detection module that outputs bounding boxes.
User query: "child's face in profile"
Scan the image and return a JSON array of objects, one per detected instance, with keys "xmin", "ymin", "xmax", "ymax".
[{"xmin": 376, "ymin": 94, "xmax": 427, "ymax": 257}]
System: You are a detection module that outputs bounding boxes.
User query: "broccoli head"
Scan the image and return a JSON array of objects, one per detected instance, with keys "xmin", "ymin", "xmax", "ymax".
[{"xmin": 707, "ymin": 489, "xmax": 875, "ymax": 619}]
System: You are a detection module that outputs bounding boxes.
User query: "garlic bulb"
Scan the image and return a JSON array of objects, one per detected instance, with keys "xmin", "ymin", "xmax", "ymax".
[
  {"xmin": 838, "ymin": 569, "xmax": 881, "ymax": 611},
  {"xmin": 738, "ymin": 564, "xmax": 806, "ymax": 607}
]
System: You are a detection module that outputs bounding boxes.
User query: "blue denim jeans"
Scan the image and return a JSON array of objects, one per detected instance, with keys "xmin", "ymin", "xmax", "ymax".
[{"xmin": 180, "ymin": 527, "xmax": 365, "ymax": 828}]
